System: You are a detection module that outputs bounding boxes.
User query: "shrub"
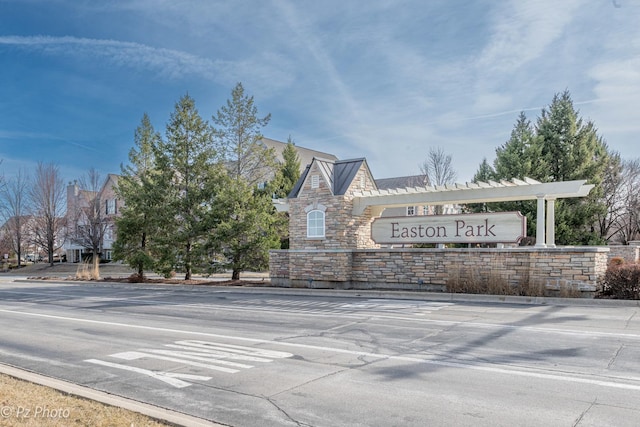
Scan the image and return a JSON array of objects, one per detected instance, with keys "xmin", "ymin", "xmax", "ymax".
[
  {"xmin": 609, "ymin": 257, "xmax": 625, "ymax": 267},
  {"xmin": 600, "ymin": 263, "xmax": 640, "ymax": 299}
]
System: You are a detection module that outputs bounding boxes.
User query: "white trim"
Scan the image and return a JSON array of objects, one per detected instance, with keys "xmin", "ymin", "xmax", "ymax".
[{"xmin": 307, "ymin": 210, "xmax": 325, "ymax": 238}]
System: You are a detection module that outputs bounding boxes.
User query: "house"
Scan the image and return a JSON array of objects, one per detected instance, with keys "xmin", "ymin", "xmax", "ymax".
[
  {"xmin": 64, "ymin": 174, "xmax": 120, "ymax": 263},
  {"xmin": 261, "ymin": 137, "xmax": 338, "ymax": 173}
]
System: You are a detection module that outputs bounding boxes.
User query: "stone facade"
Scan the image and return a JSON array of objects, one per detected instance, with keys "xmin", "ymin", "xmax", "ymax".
[
  {"xmin": 270, "ymin": 247, "xmax": 610, "ymax": 290},
  {"xmin": 288, "ymin": 161, "xmax": 379, "ymax": 251},
  {"xmin": 270, "ymin": 156, "xmax": 611, "ymax": 295},
  {"xmin": 608, "ymin": 242, "xmax": 640, "ymax": 264}
]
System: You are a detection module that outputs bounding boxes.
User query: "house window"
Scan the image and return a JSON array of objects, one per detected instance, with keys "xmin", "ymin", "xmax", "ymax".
[
  {"xmin": 106, "ymin": 199, "xmax": 117, "ymax": 215},
  {"xmin": 406, "ymin": 206, "xmax": 416, "ymax": 216},
  {"xmin": 307, "ymin": 210, "xmax": 325, "ymax": 238},
  {"xmin": 311, "ymin": 175, "xmax": 320, "ymax": 189}
]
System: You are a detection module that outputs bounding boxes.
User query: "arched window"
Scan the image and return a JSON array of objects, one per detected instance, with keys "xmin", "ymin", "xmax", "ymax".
[{"xmin": 307, "ymin": 210, "xmax": 325, "ymax": 238}]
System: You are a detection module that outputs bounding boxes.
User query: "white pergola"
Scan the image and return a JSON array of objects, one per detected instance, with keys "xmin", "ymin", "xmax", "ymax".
[{"xmin": 351, "ymin": 178, "xmax": 594, "ymax": 248}]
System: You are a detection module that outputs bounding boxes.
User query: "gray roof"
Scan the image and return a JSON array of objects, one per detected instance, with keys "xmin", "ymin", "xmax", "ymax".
[
  {"xmin": 375, "ymin": 175, "xmax": 428, "ymax": 190},
  {"xmin": 261, "ymin": 137, "xmax": 338, "ymax": 173},
  {"xmin": 333, "ymin": 158, "xmax": 366, "ymax": 195},
  {"xmin": 289, "ymin": 157, "xmax": 372, "ymax": 198}
]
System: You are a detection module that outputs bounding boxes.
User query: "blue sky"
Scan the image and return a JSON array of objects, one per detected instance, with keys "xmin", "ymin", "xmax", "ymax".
[{"xmin": 1, "ymin": 0, "xmax": 639, "ymax": 184}]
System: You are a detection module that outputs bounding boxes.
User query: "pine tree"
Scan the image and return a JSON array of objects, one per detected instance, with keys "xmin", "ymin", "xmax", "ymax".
[
  {"xmin": 210, "ymin": 177, "xmax": 281, "ymax": 280},
  {"xmin": 113, "ymin": 113, "xmax": 163, "ymax": 278},
  {"xmin": 473, "ymin": 157, "xmax": 495, "ymax": 183},
  {"xmin": 494, "ymin": 112, "xmax": 544, "ymax": 180},
  {"xmin": 477, "ymin": 91, "xmax": 611, "ymax": 245},
  {"xmin": 535, "ymin": 90, "xmax": 609, "ymax": 244},
  {"xmin": 464, "ymin": 158, "xmax": 495, "ymax": 213},
  {"xmin": 155, "ymin": 94, "xmax": 222, "ymax": 280},
  {"xmin": 273, "ymin": 136, "xmax": 301, "ymax": 198},
  {"xmin": 209, "ymin": 83, "xmax": 281, "ymax": 279},
  {"xmin": 212, "ymin": 82, "xmax": 275, "ymax": 186}
]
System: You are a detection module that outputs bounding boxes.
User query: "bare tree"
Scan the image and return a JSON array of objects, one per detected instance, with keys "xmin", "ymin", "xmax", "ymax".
[
  {"xmin": 69, "ymin": 168, "xmax": 110, "ymax": 277},
  {"xmin": 29, "ymin": 162, "xmax": 66, "ymax": 266},
  {"xmin": 1, "ymin": 169, "xmax": 31, "ymax": 266},
  {"xmin": 419, "ymin": 147, "xmax": 457, "ymax": 214},
  {"xmin": 420, "ymin": 147, "xmax": 458, "ymax": 187},
  {"xmin": 613, "ymin": 158, "xmax": 640, "ymax": 243}
]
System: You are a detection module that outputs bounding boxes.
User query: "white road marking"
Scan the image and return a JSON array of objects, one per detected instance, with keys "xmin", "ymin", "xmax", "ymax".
[
  {"xmin": 86, "ymin": 340, "xmax": 294, "ymax": 387},
  {"xmin": 110, "ymin": 351, "xmax": 242, "ymax": 374},
  {"xmin": 85, "ymin": 359, "xmax": 211, "ymax": 388},
  {"xmin": 3, "ymin": 308, "xmax": 640, "ymax": 391}
]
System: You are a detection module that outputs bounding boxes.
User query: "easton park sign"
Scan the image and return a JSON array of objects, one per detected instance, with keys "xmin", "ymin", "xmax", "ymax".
[{"xmin": 371, "ymin": 212, "xmax": 526, "ymax": 245}]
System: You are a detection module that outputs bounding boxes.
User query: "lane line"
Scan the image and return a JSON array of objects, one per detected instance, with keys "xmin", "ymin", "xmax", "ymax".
[
  {"xmin": 2, "ymin": 302, "xmax": 639, "ymax": 341},
  {"xmin": 2, "ymin": 308, "xmax": 640, "ymax": 392}
]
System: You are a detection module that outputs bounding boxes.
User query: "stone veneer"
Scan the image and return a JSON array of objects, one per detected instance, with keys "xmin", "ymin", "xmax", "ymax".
[
  {"xmin": 270, "ymin": 246, "xmax": 610, "ymax": 290},
  {"xmin": 270, "ymin": 157, "xmax": 612, "ymax": 294},
  {"xmin": 608, "ymin": 241, "xmax": 640, "ymax": 264},
  {"xmin": 288, "ymin": 161, "xmax": 379, "ymax": 251}
]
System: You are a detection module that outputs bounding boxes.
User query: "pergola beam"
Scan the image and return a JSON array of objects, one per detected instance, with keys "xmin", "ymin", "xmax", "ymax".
[
  {"xmin": 352, "ymin": 179, "xmax": 593, "ymax": 215},
  {"xmin": 352, "ymin": 178, "xmax": 594, "ymax": 247}
]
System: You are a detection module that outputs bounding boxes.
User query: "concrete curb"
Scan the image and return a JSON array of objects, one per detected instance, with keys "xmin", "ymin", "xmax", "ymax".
[
  {"xmin": 12, "ymin": 277, "xmax": 640, "ymax": 307},
  {"xmin": 0, "ymin": 363, "xmax": 224, "ymax": 427}
]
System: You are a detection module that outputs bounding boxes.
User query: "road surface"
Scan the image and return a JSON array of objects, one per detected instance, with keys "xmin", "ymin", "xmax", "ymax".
[{"xmin": 0, "ymin": 278, "xmax": 639, "ymax": 426}]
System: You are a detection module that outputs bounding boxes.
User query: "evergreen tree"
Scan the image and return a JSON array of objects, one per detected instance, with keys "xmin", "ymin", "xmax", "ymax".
[
  {"xmin": 209, "ymin": 83, "xmax": 282, "ymax": 279},
  {"xmin": 273, "ymin": 136, "xmax": 301, "ymax": 198},
  {"xmin": 473, "ymin": 157, "xmax": 495, "ymax": 183},
  {"xmin": 535, "ymin": 90, "xmax": 609, "ymax": 244},
  {"xmin": 211, "ymin": 82, "xmax": 275, "ymax": 186},
  {"xmin": 464, "ymin": 158, "xmax": 495, "ymax": 213},
  {"xmin": 475, "ymin": 91, "xmax": 610, "ymax": 245},
  {"xmin": 494, "ymin": 112, "xmax": 544, "ymax": 180},
  {"xmin": 155, "ymin": 94, "xmax": 222, "ymax": 280},
  {"xmin": 210, "ymin": 177, "xmax": 281, "ymax": 280},
  {"xmin": 113, "ymin": 113, "xmax": 163, "ymax": 278}
]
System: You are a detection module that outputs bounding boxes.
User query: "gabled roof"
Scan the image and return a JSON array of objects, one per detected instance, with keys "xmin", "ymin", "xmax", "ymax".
[
  {"xmin": 288, "ymin": 157, "xmax": 374, "ymax": 198},
  {"xmin": 333, "ymin": 158, "xmax": 367, "ymax": 195}
]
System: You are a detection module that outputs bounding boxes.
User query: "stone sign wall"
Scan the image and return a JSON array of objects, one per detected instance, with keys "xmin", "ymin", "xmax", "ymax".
[{"xmin": 270, "ymin": 156, "xmax": 611, "ymax": 296}]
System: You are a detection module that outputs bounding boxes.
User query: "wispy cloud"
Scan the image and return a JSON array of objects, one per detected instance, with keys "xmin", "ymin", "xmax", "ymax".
[
  {"xmin": 0, "ymin": 34, "xmax": 294, "ymax": 98},
  {"xmin": 0, "ymin": 35, "xmax": 221, "ymax": 80},
  {"xmin": 476, "ymin": 0, "xmax": 582, "ymax": 74}
]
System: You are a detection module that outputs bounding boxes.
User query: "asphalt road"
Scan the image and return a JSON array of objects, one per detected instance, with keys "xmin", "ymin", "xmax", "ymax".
[{"xmin": 0, "ymin": 277, "xmax": 639, "ymax": 427}]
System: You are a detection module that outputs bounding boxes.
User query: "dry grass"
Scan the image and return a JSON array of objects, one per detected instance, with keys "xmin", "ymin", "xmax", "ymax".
[
  {"xmin": 75, "ymin": 260, "xmax": 100, "ymax": 281},
  {"xmin": 0, "ymin": 373, "xmax": 168, "ymax": 427},
  {"xmin": 445, "ymin": 263, "xmax": 584, "ymax": 298}
]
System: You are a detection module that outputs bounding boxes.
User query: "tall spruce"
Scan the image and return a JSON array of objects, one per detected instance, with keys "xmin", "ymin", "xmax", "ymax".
[
  {"xmin": 273, "ymin": 136, "xmax": 301, "ymax": 198},
  {"xmin": 210, "ymin": 177, "xmax": 281, "ymax": 280},
  {"xmin": 535, "ymin": 90, "xmax": 609, "ymax": 244},
  {"xmin": 210, "ymin": 83, "xmax": 281, "ymax": 280},
  {"xmin": 211, "ymin": 82, "xmax": 275, "ymax": 185},
  {"xmin": 464, "ymin": 158, "xmax": 495, "ymax": 213},
  {"xmin": 114, "ymin": 113, "xmax": 163, "ymax": 278},
  {"xmin": 494, "ymin": 112, "xmax": 544, "ymax": 180},
  {"xmin": 477, "ymin": 91, "xmax": 611, "ymax": 245},
  {"xmin": 156, "ymin": 94, "xmax": 222, "ymax": 280}
]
